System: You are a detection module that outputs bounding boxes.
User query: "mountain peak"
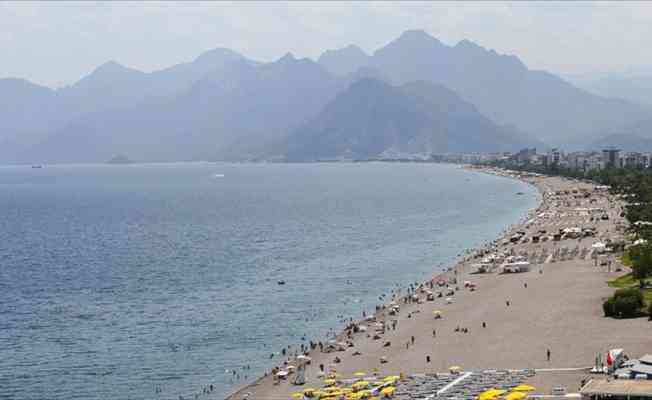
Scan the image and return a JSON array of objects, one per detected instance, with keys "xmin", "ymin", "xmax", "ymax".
[
  {"xmin": 95, "ymin": 60, "xmax": 129, "ymax": 73},
  {"xmin": 194, "ymin": 47, "xmax": 243, "ymax": 65},
  {"xmin": 397, "ymin": 29, "xmax": 441, "ymax": 44},
  {"xmin": 279, "ymin": 52, "xmax": 296, "ymax": 63},
  {"xmin": 317, "ymin": 45, "xmax": 370, "ymax": 76}
]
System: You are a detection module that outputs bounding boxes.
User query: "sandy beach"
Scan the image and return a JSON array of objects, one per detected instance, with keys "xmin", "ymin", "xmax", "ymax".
[{"xmin": 226, "ymin": 168, "xmax": 651, "ymax": 400}]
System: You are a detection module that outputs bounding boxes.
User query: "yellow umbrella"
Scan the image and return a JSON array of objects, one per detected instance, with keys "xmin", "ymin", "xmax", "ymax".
[
  {"xmin": 380, "ymin": 387, "xmax": 396, "ymax": 395},
  {"xmin": 478, "ymin": 389, "xmax": 504, "ymax": 400},
  {"xmin": 505, "ymin": 392, "xmax": 527, "ymax": 400},
  {"xmin": 512, "ymin": 385, "xmax": 535, "ymax": 392},
  {"xmin": 354, "ymin": 371, "xmax": 367, "ymax": 377},
  {"xmin": 324, "ymin": 379, "xmax": 337, "ymax": 385},
  {"xmin": 292, "ymin": 393, "xmax": 304, "ymax": 399}
]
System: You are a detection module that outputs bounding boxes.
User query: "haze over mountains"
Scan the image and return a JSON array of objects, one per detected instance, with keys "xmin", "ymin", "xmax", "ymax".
[{"xmin": 2, "ymin": 30, "xmax": 651, "ymax": 164}]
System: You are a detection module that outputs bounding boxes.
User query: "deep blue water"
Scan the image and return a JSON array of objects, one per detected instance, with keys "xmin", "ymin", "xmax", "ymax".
[{"xmin": 0, "ymin": 162, "xmax": 538, "ymax": 400}]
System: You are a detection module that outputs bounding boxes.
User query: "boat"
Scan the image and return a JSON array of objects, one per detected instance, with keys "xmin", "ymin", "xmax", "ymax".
[
  {"xmin": 277, "ymin": 280, "xmax": 286, "ymax": 285},
  {"xmin": 31, "ymin": 165, "xmax": 43, "ymax": 169}
]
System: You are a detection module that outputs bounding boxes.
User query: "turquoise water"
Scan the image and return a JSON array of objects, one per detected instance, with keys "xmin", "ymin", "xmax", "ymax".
[{"xmin": 0, "ymin": 162, "xmax": 538, "ymax": 400}]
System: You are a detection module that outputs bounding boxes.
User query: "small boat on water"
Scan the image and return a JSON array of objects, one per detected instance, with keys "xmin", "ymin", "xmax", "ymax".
[
  {"xmin": 31, "ymin": 165, "xmax": 43, "ymax": 169},
  {"xmin": 277, "ymin": 280, "xmax": 286, "ymax": 285}
]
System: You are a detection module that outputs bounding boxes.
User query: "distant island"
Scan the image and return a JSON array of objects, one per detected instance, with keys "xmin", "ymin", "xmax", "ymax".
[{"xmin": 106, "ymin": 155, "xmax": 135, "ymax": 164}]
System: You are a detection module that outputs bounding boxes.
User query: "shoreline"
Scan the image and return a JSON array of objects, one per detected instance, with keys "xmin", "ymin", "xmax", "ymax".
[{"xmin": 225, "ymin": 165, "xmax": 548, "ymax": 400}]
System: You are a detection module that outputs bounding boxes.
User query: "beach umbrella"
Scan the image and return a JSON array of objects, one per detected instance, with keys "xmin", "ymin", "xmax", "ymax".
[
  {"xmin": 380, "ymin": 387, "xmax": 396, "ymax": 396},
  {"xmin": 354, "ymin": 371, "xmax": 367, "ymax": 377},
  {"xmin": 479, "ymin": 389, "xmax": 506, "ymax": 400},
  {"xmin": 324, "ymin": 379, "xmax": 337, "ymax": 385},
  {"xmin": 383, "ymin": 375, "xmax": 400, "ymax": 381},
  {"xmin": 505, "ymin": 392, "xmax": 527, "ymax": 400},
  {"xmin": 512, "ymin": 385, "xmax": 535, "ymax": 392},
  {"xmin": 292, "ymin": 392, "xmax": 304, "ymax": 399},
  {"xmin": 303, "ymin": 388, "xmax": 317, "ymax": 395}
]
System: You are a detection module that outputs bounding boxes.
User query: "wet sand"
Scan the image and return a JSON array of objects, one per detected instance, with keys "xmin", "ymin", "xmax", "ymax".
[{"xmin": 226, "ymin": 169, "xmax": 651, "ymax": 400}]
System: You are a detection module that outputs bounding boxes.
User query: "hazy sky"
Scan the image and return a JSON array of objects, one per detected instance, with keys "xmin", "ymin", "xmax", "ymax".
[{"xmin": 3, "ymin": 1, "xmax": 652, "ymax": 88}]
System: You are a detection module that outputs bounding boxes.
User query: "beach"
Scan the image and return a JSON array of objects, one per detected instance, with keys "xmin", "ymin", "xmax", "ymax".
[{"xmin": 227, "ymin": 168, "xmax": 651, "ymax": 400}]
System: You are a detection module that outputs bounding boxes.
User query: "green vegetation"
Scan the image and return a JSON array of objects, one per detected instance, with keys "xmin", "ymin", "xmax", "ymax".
[
  {"xmin": 607, "ymin": 273, "xmax": 652, "ymax": 318},
  {"xmin": 620, "ymin": 252, "xmax": 633, "ymax": 267},
  {"xmin": 603, "ymin": 287, "xmax": 646, "ymax": 318},
  {"xmin": 629, "ymin": 244, "xmax": 652, "ymax": 288}
]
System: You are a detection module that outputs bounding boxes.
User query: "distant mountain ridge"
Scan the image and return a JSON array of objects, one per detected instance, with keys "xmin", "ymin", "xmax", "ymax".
[
  {"xmin": 280, "ymin": 79, "xmax": 542, "ymax": 161},
  {"xmin": 572, "ymin": 74, "xmax": 652, "ymax": 107},
  {"xmin": 2, "ymin": 30, "xmax": 652, "ymax": 163},
  {"xmin": 317, "ymin": 30, "xmax": 651, "ymax": 146}
]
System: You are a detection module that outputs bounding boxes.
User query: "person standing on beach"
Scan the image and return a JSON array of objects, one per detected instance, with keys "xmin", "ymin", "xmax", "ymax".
[{"xmin": 547, "ymin": 348, "xmax": 551, "ymax": 362}]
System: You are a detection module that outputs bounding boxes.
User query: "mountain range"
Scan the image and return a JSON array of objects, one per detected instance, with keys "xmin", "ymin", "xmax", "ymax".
[
  {"xmin": 281, "ymin": 79, "xmax": 540, "ymax": 161},
  {"xmin": 2, "ymin": 30, "xmax": 652, "ymax": 164},
  {"xmin": 572, "ymin": 74, "xmax": 652, "ymax": 107}
]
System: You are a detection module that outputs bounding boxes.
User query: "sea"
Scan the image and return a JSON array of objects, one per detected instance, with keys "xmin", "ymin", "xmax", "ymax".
[{"xmin": 0, "ymin": 162, "xmax": 539, "ymax": 400}]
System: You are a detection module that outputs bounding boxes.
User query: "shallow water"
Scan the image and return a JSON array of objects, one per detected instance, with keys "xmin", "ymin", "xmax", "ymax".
[{"xmin": 0, "ymin": 162, "xmax": 538, "ymax": 400}]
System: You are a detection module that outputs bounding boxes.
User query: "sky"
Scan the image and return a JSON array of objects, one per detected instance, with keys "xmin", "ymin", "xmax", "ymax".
[{"xmin": 2, "ymin": 1, "xmax": 652, "ymax": 88}]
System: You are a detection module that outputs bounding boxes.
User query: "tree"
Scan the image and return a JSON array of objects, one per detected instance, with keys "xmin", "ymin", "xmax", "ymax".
[{"xmin": 629, "ymin": 243, "xmax": 652, "ymax": 288}]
